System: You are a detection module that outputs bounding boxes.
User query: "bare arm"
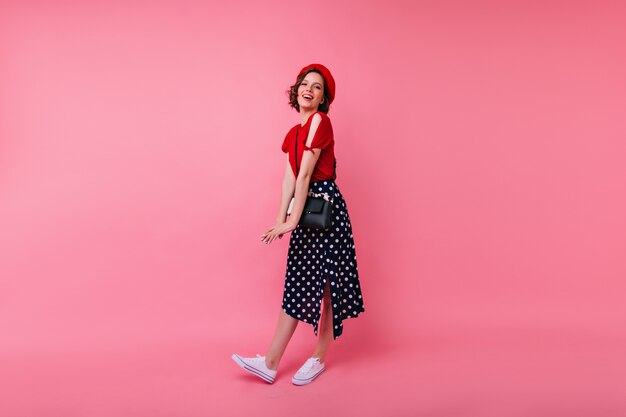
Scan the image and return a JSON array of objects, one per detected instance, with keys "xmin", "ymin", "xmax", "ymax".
[
  {"xmin": 287, "ymin": 117, "xmax": 323, "ymax": 225},
  {"xmin": 261, "ymin": 113, "xmax": 324, "ymax": 243},
  {"xmin": 276, "ymin": 155, "xmax": 296, "ymax": 223}
]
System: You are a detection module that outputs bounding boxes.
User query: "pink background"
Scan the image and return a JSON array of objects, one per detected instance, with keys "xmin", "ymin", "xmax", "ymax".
[{"xmin": 1, "ymin": 1, "xmax": 625, "ymax": 416}]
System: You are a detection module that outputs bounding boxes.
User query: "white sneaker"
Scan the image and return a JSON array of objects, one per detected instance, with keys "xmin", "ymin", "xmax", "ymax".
[
  {"xmin": 292, "ymin": 357, "xmax": 325, "ymax": 385},
  {"xmin": 231, "ymin": 354, "xmax": 277, "ymax": 384}
]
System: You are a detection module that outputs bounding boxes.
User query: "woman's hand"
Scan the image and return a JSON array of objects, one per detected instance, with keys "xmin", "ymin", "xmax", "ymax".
[{"xmin": 261, "ymin": 221, "xmax": 296, "ymax": 244}]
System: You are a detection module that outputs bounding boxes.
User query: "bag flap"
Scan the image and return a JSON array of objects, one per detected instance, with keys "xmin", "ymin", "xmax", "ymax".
[{"xmin": 304, "ymin": 198, "xmax": 325, "ymax": 213}]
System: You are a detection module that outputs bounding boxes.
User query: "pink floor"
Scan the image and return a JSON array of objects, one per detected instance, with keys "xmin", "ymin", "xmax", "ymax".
[{"xmin": 2, "ymin": 323, "xmax": 624, "ymax": 417}]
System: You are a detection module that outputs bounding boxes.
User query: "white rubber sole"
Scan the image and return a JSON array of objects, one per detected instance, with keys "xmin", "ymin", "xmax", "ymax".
[
  {"xmin": 292, "ymin": 366, "xmax": 325, "ymax": 385},
  {"xmin": 231, "ymin": 354, "xmax": 276, "ymax": 384}
]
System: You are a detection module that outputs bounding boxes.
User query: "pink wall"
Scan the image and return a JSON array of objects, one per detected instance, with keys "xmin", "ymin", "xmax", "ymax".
[{"xmin": 1, "ymin": 0, "xmax": 625, "ymax": 415}]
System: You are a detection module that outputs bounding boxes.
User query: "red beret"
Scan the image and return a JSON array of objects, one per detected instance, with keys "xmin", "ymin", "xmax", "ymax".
[{"xmin": 298, "ymin": 63, "xmax": 336, "ymax": 104}]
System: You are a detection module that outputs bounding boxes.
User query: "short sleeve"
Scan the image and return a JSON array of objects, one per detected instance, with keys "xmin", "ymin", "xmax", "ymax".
[
  {"xmin": 304, "ymin": 112, "xmax": 333, "ymax": 151},
  {"xmin": 281, "ymin": 130, "xmax": 292, "ymax": 153}
]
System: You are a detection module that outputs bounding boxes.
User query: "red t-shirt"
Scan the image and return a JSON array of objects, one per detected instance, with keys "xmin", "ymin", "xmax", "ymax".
[{"xmin": 281, "ymin": 111, "xmax": 336, "ymax": 182}]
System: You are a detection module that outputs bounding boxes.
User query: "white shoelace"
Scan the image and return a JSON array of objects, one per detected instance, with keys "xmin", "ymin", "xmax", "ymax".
[{"xmin": 298, "ymin": 358, "xmax": 319, "ymax": 374}]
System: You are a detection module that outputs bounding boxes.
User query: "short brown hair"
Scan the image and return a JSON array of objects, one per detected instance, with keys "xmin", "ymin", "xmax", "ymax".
[{"xmin": 287, "ymin": 69, "xmax": 331, "ymax": 114}]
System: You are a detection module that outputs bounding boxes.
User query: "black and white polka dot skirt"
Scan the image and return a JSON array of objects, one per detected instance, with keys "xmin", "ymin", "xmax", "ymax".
[{"xmin": 282, "ymin": 179, "xmax": 365, "ymax": 340}]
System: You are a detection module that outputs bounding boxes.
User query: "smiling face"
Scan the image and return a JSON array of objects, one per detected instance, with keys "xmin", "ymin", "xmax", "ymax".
[{"xmin": 296, "ymin": 71, "xmax": 325, "ymax": 112}]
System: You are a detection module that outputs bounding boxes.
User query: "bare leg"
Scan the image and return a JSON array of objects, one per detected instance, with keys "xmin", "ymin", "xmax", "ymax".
[
  {"xmin": 265, "ymin": 309, "xmax": 298, "ymax": 370},
  {"xmin": 312, "ymin": 282, "xmax": 333, "ymax": 363}
]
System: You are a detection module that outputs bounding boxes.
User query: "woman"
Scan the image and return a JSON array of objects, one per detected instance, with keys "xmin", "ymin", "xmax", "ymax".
[{"xmin": 232, "ymin": 63, "xmax": 365, "ymax": 386}]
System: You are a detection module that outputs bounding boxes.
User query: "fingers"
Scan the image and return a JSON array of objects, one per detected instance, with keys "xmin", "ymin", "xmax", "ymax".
[
  {"xmin": 268, "ymin": 230, "xmax": 283, "ymax": 244},
  {"xmin": 260, "ymin": 226, "xmax": 288, "ymax": 244},
  {"xmin": 261, "ymin": 228, "xmax": 276, "ymax": 244}
]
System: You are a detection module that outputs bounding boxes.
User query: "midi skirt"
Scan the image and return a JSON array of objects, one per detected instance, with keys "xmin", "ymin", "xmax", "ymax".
[{"xmin": 282, "ymin": 179, "xmax": 365, "ymax": 339}]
